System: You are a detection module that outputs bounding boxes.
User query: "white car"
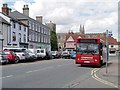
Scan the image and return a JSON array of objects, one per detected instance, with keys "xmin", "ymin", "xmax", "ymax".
[{"xmin": 36, "ymin": 49, "xmax": 46, "ymax": 59}]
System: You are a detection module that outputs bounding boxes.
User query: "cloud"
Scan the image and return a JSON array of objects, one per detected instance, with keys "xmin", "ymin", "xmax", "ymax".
[{"xmin": 0, "ymin": 0, "xmax": 119, "ymax": 40}]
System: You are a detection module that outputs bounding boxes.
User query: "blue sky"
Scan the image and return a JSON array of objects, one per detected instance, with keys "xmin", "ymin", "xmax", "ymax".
[{"xmin": 0, "ymin": 0, "xmax": 119, "ymax": 41}]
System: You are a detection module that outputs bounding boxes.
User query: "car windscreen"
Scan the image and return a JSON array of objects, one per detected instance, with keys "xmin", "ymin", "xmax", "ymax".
[{"xmin": 0, "ymin": 51, "xmax": 6, "ymax": 55}]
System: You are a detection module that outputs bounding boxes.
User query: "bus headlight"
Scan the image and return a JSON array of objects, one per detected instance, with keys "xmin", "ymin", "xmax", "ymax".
[
  {"xmin": 95, "ymin": 59, "xmax": 97, "ymax": 62},
  {"xmin": 78, "ymin": 58, "xmax": 80, "ymax": 60}
]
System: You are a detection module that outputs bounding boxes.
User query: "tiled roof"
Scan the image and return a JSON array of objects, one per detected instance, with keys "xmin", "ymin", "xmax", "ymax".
[
  {"xmin": 65, "ymin": 33, "xmax": 85, "ymax": 43},
  {"xmin": 10, "ymin": 11, "xmax": 49, "ymax": 28},
  {"xmin": 65, "ymin": 33, "xmax": 118, "ymax": 45}
]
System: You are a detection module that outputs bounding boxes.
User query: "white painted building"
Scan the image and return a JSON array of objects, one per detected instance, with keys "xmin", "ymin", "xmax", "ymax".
[{"xmin": 0, "ymin": 12, "xmax": 28, "ymax": 48}]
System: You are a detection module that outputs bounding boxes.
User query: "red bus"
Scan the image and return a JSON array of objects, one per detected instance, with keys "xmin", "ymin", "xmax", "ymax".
[{"xmin": 76, "ymin": 38, "xmax": 106, "ymax": 67}]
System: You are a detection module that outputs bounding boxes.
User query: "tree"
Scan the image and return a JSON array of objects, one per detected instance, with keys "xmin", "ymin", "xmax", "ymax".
[{"xmin": 51, "ymin": 31, "xmax": 58, "ymax": 51}]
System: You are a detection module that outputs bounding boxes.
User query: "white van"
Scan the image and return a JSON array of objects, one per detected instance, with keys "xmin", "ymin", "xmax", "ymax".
[
  {"xmin": 28, "ymin": 49, "xmax": 38, "ymax": 59},
  {"xmin": 36, "ymin": 49, "xmax": 46, "ymax": 59}
]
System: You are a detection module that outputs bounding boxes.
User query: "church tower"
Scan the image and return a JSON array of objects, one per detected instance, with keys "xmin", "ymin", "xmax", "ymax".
[{"xmin": 80, "ymin": 24, "xmax": 85, "ymax": 34}]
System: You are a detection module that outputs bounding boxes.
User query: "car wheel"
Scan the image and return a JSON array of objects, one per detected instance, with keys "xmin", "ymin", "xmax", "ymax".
[{"xmin": 14, "ymin": 57, "xmax": 19, "ymax": 64}]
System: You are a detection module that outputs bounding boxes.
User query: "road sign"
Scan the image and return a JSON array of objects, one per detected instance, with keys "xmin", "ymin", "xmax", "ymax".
[{"xmin": 108, "ymin": 31, "xmax": 112, "ymax": 36}]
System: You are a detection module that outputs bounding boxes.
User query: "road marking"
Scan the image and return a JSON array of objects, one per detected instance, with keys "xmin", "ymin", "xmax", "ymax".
[
  {"xmin": 57, "ymin": 65, "xmax": 62, "ymax": 67},
  {"xmin": 91, "ymin": 68, "xmax": 118, "ymax": 88},
  {"xmin": 0, "ymin": 75, "xmax": 13, "ymax": 79},
  {"xmin": 26, "ymin": 66, "xmax": 53, "ymax": 73}
]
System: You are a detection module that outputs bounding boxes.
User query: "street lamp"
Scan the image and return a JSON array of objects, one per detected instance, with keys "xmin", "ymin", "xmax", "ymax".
[{"xmin": 0, "ymin": 35, "xmax": 4, "ymax": 50}]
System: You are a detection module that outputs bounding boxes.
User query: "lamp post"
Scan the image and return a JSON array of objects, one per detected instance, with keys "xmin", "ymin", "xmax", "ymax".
[{"xmin": 0, "ymin": 35, "xmax": 4, "ymax": 50}]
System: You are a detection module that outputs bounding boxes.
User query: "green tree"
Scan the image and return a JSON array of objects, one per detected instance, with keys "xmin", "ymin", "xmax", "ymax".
[{"xmin": 51, "ymin": 31, "xmax": 58, "ymax": 51}]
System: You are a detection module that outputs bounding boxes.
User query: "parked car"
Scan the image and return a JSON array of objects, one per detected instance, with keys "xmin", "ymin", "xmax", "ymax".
[
  {"xmin": 51, "ymin": 51, "xmax": 58, "ymax": 59},
  {"xmin": 45, "ymin": 51, "xmax": 52, "ymax": 60},
  {"xmin": 36, "ymin": 49, "xmax": 46, "ymax": 59},
  {"xmin": 4, "ymin": 50, "xmax": 18, "ymax": 63},
  {"xmin": 4, "ymin": 48, "xmax": 26, "ymax": 61},
  {"xmin": 70, "ymin": 51, "xmax": 76, "ymax": 59},
  {"xmin": 23, "ymin": 49, "xmax": 36, "ymax": 61},
  {"xmin": 28, "ymin": 49, "xmax": 38, "ymax": 60},
  {"xmin": 62, "ymin": 51, "xmax": 70, "ymax": 59},
  {"xmin": 0, "ymin": 51, "xmax": 8, "ymax": 64}
]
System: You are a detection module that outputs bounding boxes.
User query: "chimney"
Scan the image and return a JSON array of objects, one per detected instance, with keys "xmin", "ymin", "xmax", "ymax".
[
  {"xmin": 23, "ymin": 5, "xmax": 29, "ymax": 16},
  {"xmin": 8, "ymin": 8, "xmax": 11, "ymax": 15},
  {"xmin": 36, "ymin": 16, "xmax": 42, "ymax": 23},
  {"xmin": 2, "ymin": 4, "xmax": 9, "ymax": 15}
]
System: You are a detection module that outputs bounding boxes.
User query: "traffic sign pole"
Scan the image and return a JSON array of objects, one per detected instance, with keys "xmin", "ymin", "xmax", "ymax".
[{"xmin": 106, "ymin": 30, "xmax": 112, "ymax": 73}]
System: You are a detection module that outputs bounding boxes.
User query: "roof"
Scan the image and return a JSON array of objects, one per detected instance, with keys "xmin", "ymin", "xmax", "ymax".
[
  {"xmin": 10, "ymin": 11, "xmax": 49, "ymax": 29},
  {"xmin": 2, "ymin": 18, "xmax": 10, "ymax": 25},
  {"xmin": 0, "ymin": 12, "xmax": 28, "ymax": 26},
  {"xmin": 0, "ymin": 16, "xmax": 10, "ymax": 25},
  {"xmin": 65, "ymin": 33, "xmax": 85, "ymax": 43},
  {"xmin": 65, "ymin": 32, "xmax": 118, "ymax": 45}
]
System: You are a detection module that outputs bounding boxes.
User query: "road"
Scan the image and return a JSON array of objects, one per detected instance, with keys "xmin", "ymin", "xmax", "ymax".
[{"xmin": 1, "ymin": 56, "xmax": 118, "ymax": 88}]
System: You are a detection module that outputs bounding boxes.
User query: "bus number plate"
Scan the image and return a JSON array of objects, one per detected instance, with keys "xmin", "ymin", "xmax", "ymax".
[{"xmin": 84, "ymin": 61, "xmax": 90, "ymax": 63}]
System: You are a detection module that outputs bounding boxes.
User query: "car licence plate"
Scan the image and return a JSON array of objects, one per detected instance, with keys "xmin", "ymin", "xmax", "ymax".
[{"xmin": 84, "ymin": 61, "xmax": 90, "ymax": 63}]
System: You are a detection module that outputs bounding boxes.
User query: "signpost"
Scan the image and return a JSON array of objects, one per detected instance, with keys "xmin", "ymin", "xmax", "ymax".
[{"xmin": 106, "ymin": 30, "xmax": 112, "ymax": 73}]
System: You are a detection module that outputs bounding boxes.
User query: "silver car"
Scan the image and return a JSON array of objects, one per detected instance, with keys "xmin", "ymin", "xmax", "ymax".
[{"xmin": 0, "ymin": 51, "xmax": 8, "ymax": 64}]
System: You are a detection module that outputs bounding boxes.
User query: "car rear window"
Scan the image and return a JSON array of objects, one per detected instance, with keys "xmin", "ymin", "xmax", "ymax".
[
  {"xmin": 9, "ymin": 49, "xmax": 23, "ymax": 52},
  {"xmin": 4, "ymin": 52, "xmax": 10, "ymax": 54}
]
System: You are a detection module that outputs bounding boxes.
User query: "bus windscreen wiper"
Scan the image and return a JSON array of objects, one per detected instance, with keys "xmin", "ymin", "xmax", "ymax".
[{"xmin": 88, "ymin": 50, "xmax": 94, "ymax": 55}]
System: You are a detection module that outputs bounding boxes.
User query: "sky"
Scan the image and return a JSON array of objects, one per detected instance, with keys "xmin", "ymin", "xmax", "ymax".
[{"xmin": 0, "ymin": 0, "xmax": 119, "ymax": 41}]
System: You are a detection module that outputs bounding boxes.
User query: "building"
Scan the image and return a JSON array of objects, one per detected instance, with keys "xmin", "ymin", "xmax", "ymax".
[
  {"xmin": 9, "ymin": 5, "xmax": 51, "ymax": 51},
  {"xmin": 0, "ymin": 4, "xmax": 29, "ymax": 48},
  {"xmin": 46, "ymin": 21, "xmax": 56, "ymax": 32},
  {"xmin": 0, "ymin": 16, "xmax": 10, "ymax": 50},
  {"xmin": 57, "ymin": 33, "xmax": 66, "ymax": 49}
]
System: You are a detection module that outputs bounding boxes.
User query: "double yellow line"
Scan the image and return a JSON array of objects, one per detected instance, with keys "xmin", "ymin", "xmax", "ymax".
[{"xmin": 91, "ymin": 68, "xmax": 118, "ymax": 88}]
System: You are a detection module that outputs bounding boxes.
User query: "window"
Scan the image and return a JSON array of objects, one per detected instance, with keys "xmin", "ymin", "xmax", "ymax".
[
  {"xmin": 32, "ymin": 23, "xmax": 34, "ymax": 30},
  {"xmin": 19, "ymin": 33, "xmax": 21, "ymax": 42},
  {"xmin": 41, "ymin": 50, "xmax": 44, "ymax": 53},
  {"xmin": 111, "ymin": 45, "xmax": 114, "ymax": 48},
  {"xmin": 12, "ymin": 32, "xmax": 16, "ymax": 41},
  {"xmin": 24, "ymin": 26, "xmax": 26, "ymax": 32},
  {"xmin": 58, "ymin": 36, "xmax": 61, "ymax": 39},
  {"xmin": 19, "ymin": 25, "xmax": 21, "ymax": 30},
  {"xmin": 35, "ymin": 33, "xmax": 37, "ymax": 42},
  {"xmin": 41, "ymin": 28, "xmax": 43, "ymax": 33},
  {"xmin": 29, "ymin": 21, "xmax": 31, "ymax": 29},
  {"xmin": 24, "ymin": 34, "xmax": 26, "ymax": 42},
  {"xmin": 13, "ymin": 22, "xmax": 16, "ymax": 28},
  {"xmin": 40, "ymin": 27, "xmax": 41, "ymax": 33},
  {"xmin": 41, "ymin": 35, "xmax": 43, "ymax": 43}
]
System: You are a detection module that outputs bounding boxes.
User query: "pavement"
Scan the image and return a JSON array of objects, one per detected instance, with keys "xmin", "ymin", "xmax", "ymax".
[{"xmin": 96, "ymin": 56, "xmax": 119, "ymax": 88}]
